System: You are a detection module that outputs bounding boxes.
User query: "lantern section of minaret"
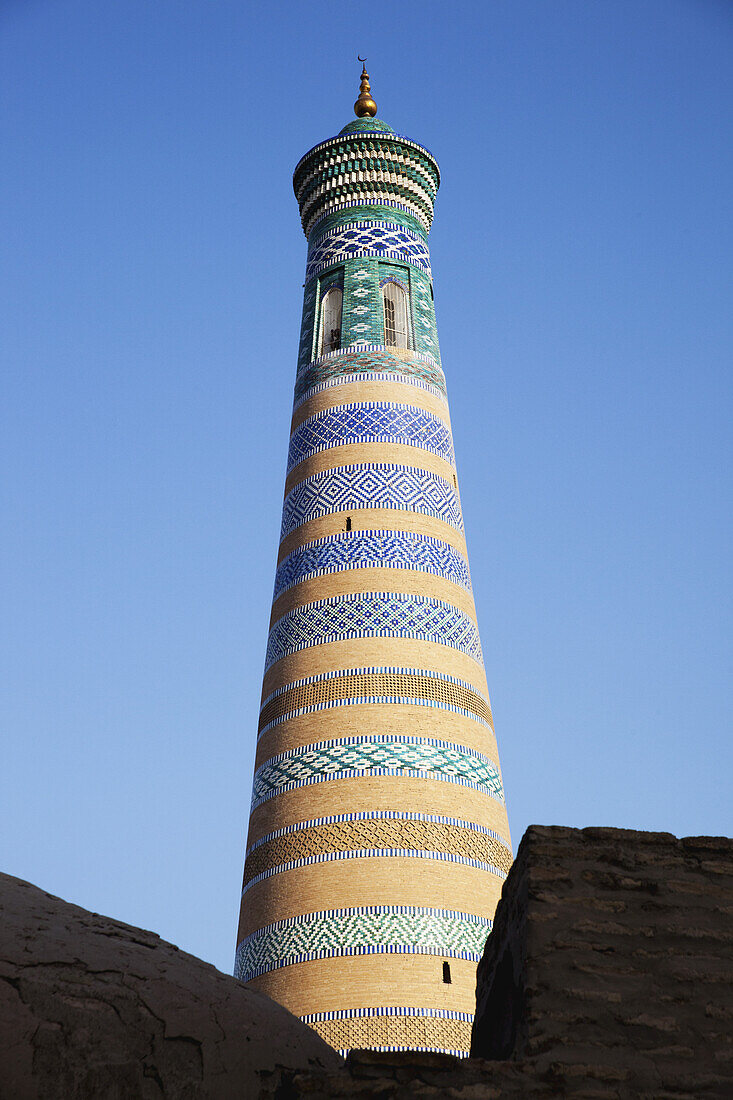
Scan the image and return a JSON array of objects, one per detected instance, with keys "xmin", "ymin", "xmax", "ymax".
[{"xmin": 235, "ymin": 65, "xmax": 512, "ymax": 1058}]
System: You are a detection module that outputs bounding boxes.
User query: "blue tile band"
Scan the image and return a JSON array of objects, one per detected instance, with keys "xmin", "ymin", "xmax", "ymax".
[
  {"xmin": 264, "ymin": 591, "xmax": 482, "ymax": 671},
  {"xmin": 305, "ymin": 221, "xmax": 432, "ymax": 282},
  {"xmin": 287, "ymin": 402, "xmax": 454, "ymax": 474},
  {"xmin": 273, "ymin": 530, "xmax": 470, "ymax": 599}
]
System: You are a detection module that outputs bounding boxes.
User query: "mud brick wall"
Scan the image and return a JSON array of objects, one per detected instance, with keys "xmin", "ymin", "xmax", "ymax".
[{"xmin": 471, "ymin": 825, "xmax": 733, "ymax": 1095}]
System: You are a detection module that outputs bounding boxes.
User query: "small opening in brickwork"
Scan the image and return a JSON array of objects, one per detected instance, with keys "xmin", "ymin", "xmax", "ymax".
[
  {"xmin": 345, "ymin": 516, "xmax": 352, "ymax": 531},
  {"xmin": 442, "ymin": 961, "xmax": 452, "ymax": 984}
]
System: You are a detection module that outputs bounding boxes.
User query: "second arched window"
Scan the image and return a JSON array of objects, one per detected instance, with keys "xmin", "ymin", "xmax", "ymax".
[{"xmin": 382, "ymin": 280, "xmax": 411, "ymax": 349}]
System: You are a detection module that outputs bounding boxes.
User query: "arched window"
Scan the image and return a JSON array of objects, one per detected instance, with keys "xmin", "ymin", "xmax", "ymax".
[
  {"xmin": 382, "ymin": 280, "xmax": 411, "ymax": 349},
  {"xmin": 320, "ymin": 287, "xmax": 342, "ymax": 355}
]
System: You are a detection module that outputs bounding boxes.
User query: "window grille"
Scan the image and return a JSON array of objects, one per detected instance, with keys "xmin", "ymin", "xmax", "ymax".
[
  {"xmin": 320, "ymin": 288, "xmax": 342, "ymax": 355},
  {"xmin": 382, "ymin": 280, "xmax": 411, "ymax": 349}
]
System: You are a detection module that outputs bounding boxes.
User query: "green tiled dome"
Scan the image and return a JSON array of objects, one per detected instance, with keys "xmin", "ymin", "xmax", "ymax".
[{"xmin": 338, "ymin": 117, "xmax": 395, "ymax": 135}]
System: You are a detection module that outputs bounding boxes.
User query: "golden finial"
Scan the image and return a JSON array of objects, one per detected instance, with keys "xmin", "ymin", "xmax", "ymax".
[{"xmin": 354, "ymin": 57, "xmax": 378, "ymax": 118}]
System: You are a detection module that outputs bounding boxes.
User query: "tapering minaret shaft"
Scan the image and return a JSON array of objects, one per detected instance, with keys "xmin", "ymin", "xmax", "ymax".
[{"xmin": 235, "ymin": 68, "xmax": 512, "ymax": 1058}]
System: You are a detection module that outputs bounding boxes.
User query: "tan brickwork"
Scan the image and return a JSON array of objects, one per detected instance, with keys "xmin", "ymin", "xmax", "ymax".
[
  {"xmin": 238, "ymin": 855, "xmax": 501, "ymax": 941},
  {"xmin": 245, "ymin": 953, "xmax": 481, "ymax": 1020},
  {"xmin": 291, "ymin": 379, "xmax": 450, "ymax": 432},
  {"xmin": 246, "ymin": 774, "xmax": 510, "ymax": 854},
  {"xmin": 254, "ymin": 705, "xmax": 499, "ymax": 769},
  {"xmin": 284, "ymin": 443, "xmax": 456, "ymax": 498},
  {"xmin": 261, "ymin": 636, "xmax": 492, "ymax": 702}
]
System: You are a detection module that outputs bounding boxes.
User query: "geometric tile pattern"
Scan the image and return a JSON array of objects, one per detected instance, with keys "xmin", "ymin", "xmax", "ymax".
[
  {"xmin": 248, "ymin": 809, "xmax": 510, "ymax": 855},
  {"xmin": 272, "ymin": 530, "xmax": 470, "ymax": 599},
  {"xmin": 257, "ymin": 666, "xmax": 492, "ymax": 737},
  {"xmin": 305, "ymin": 222, "xmax": 432, "ymax": 282},
  {"xmin": 250, "ymin": 734, "xmax": 505, "ymax": 810},
  {"xmin": 292, "ymin": 370, "xmax": 447, "ymax": 414},
  {"xmin": 280, "ymin": 464, "xmax": 463, "ymax": 539},
  {"xmin": 301, "ymin": 1008, "xmax": 473, "ymax": 1059},
  {"xmin": 264, "ymin": 592, "xmax": 483, "ymax": 671},
  {"xmin": 294, "ymin": 348, "xmax": 446, "ymax": 401},
  {"xmin": 294, "ymin": 131, "xmax": 440, "ymax": 237},
  {"xmin": 234, "ymin": 904, "xmax": 492, "ymax": 982},
  {"xmin": 241, "ymin": 813, "xmax": 512, "ymax": 893},
  {"xmin": 286, "ymin": 402, "xmax": 454, "ymax": 473}
]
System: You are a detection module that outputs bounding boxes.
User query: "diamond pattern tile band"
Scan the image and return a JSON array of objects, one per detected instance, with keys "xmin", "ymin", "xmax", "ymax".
[
  {"xmin": 287, "ymin": 402, "xmax": 455, "ymax": 474},
  {"xmin": 273, "ymin": 530, "xmax": 470, "ymax": 600},
  {"xmin": 264, "ymin": 592, "xmax": 482, "ymax": 671},
  {"xmin": 280, "ymin": 463, "xmax": 463, "ymax": 539},
  {"xmin": 234, "ymin": 905, "xmax": 492, "ymax": 983},
  {"xmin": 250, "ymin": 734, "xmax": 505, "ymax": 811},
  {"xmin": 258, "ymin": 666, "xmax": 492, "ymax": 737}
]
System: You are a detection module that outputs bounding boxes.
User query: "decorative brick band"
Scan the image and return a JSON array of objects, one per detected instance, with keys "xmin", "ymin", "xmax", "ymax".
[
  {"xmin": 241, "ymin": 813, "xmax": 512, "ymax": 892},
  {"xmin": 258, "ymin": 666, "xmax": 491, "ymax": 736},
  {"xmin": 250, "ymin": 734, "xmax": 505, "ymax": 811},
  {"xmin": 305, "ymin": 221, "xmax": 432, "ymax": 282},
  {"xmin": 301, "ymin": 1008, "xmax": 474, "ymax": 1058},
  {"xmin": 287, "ymin": 402, "xmax": 454, "ymax": 474},
  {"xmin": 248, "ymin": 809, "xmax": 510, "ymax": 853},
  {"xmin": 294, "ymin": 347, "xmax": 445, "ymax": 403},
  {"xmin": 234, "ymin": 904, "xmax": 491, "ymax": 983},
  {"xmin": 264, "ymin": 592, "xmax": 482, "ymax": 672},
  {"xmin": 273, "ymin": 530, "xmax": 470, "ymax": 600}
]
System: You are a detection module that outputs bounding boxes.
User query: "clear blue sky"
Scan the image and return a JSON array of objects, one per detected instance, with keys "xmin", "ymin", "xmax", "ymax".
[{"xmin": 2, "ymin": 0, "xmax": 731, "ymax": 974}]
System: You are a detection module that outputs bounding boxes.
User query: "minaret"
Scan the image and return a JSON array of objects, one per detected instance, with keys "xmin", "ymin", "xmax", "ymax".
[{"xmin": 235, "ymin": 64, "xmax": 512, "ymax": 1058}]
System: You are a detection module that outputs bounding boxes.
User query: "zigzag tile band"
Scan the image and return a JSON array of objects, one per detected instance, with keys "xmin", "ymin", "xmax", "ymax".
[
  {"xmin": 305, "ymin": 221, "xmax": 432, "ymax": 282},
  {"xmin": 273, "ymin": 530, "xmax": 470, "ymax": 600},
  {"xmin": 234, "ymin": 904, "xmax": 492, "ymax": 983},
  {"xmin": 242, "ymin": 814, "xmax": 512, "ymax": 891},
  {"xmin": 264, "ymin": 592, "xmax": 482, "ymax": 671},
  {"xmin": 295, "ymin": 349, "xmax": 446, "ymax": 402},
  {"xmin": 258, "ymin": 666, "xmax": 491, "ymax": 736},
  {"xmin": 300, "ymin": 1008, "xmax": 473, "ymax": 1060},
  {"xmin": 250, "ymin": 734, "xmax": 505, "ymax": 811},
  {"xmin": 287, "ymin": 402, "xmax": 455, "ymax": 474},
  {"xmin": 280, "ymin": 463, "xmax": 462, "ymax": 540}
]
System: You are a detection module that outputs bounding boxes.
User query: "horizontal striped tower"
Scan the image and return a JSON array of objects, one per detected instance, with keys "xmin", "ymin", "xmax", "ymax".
[{"xmin": 235, "ymin": 64, "xmax": 512, "ymax": 1058}]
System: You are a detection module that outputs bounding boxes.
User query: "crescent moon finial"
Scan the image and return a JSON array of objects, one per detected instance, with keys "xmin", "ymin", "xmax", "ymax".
[{"xmin": 354, "ymin": 59, "xmax": 377, "ymax": 118}]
